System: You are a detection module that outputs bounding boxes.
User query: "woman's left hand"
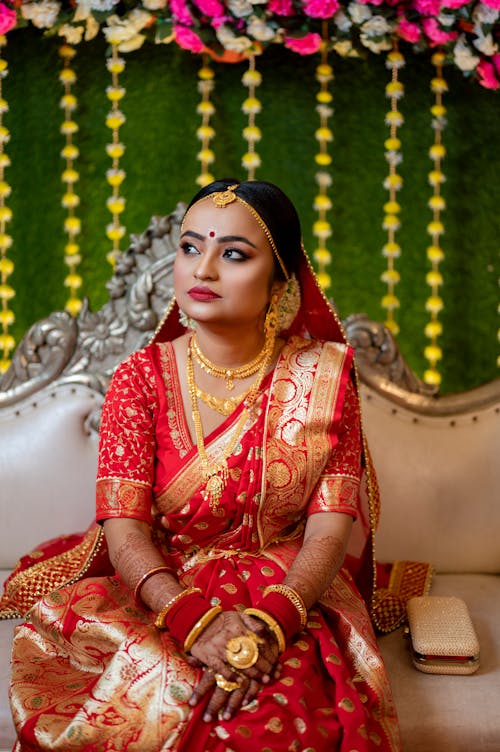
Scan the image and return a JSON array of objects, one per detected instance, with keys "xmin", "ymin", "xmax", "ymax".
[{"xmin": 188, "ymin": 610, "xmax": 280, "ymax": 721}]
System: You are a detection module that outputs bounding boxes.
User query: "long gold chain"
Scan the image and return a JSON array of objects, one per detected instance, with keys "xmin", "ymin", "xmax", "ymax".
[
  {"xmin": 187, "ymin": 331, "xmax": 275, "ymax": 510},
  {"xmin": 191, "ymin": 332, "xmax": 268, "ymax": 390}
]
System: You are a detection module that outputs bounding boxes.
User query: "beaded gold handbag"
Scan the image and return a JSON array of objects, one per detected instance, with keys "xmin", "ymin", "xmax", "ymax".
[{"xmin": 406, "ymin": 596, "xmax": 480, "ymax": 675}]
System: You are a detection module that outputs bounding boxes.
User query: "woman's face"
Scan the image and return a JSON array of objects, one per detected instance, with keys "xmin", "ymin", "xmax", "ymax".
[{"xmin": 174, "ymin": 198, "xmax": 276, "ymax": 330}]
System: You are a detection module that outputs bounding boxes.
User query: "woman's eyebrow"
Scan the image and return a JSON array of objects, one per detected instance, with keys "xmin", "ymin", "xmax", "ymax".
[{"xmin": 180, "ymin": 229, "xmax": 257, "ymax": 248}]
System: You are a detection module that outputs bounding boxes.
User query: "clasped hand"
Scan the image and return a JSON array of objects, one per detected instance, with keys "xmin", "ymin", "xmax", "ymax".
[{"xmin": 187, "ymin": 610, "xmax": 280, "ymax": 722}]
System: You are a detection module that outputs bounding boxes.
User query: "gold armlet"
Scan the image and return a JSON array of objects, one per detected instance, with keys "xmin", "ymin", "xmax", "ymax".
[
  {"xmin": 244, "ymin": 607, "xmax": 286, "ymax": 653},
  {"xmin": 263, "ymin": 583, "xmax": 308, "ymax": 629},
  {"xmin": 134, "ymin": 565, "xmax": 172, "ymax": 606},
  {"xmin": 183, "ymin": 605, "xmax": 223, "ymax": 653},
  {"xmin": 154, "ymin": 587, "xmax": 203, "ymax": 629}
]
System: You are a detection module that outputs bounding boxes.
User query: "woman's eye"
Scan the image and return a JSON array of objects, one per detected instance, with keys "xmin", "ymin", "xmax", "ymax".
[
  {"xmin": 180, "ymin": 242, "xmax": 199, "ymax": 255},
  {"xmin": 223, "ymin": 247, "xmax": 248, "ymax": 261}
]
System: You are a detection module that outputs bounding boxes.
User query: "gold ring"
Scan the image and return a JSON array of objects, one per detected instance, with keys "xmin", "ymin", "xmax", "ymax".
[
  {"xmin": 214, "ymin": 673, "xmax": 240, "ymax": 692},
  {"xmin": 225, "ymin": 631, "xmax": 264, "ymax": 670}
]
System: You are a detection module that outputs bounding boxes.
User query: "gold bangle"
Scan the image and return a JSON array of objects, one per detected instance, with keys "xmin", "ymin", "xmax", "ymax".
[
  {"xmin": 183, "ymin": 605, "xmax": 223, "ymax": 653},
  {"xmin": 154, "ymin": 587, "xmax": 203, "ymax": 629},
  {"xmin": 263, "ymin": 584, "xmax": 308, "ymax": 629},
  {"xmin": 244, "ymin": 607, "xmax": 286, "ymax": 653},
  {"xmin": 134, "ymin": 565, "xmax": 172, "ymax": 606}
]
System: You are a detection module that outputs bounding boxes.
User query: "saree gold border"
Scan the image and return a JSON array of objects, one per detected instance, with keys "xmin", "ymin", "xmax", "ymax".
[
  {"xmin": 0, "ymin": 525, "xmax": 107, "ymax": 620},
  {"xmin": 258, "ymin": 338, "xmax": 348, "ymax": 547},
  {"xmin": 155, "ymin": 403, "xmax": 261, "ymax": 515}
]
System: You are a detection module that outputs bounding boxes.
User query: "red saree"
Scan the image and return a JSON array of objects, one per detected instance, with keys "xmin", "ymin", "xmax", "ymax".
[{"xmin": 10, "ymin": 335, "xmax": 401, "ymax": 752}]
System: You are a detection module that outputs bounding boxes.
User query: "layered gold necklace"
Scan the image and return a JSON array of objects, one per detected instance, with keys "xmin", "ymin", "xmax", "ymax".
[
  {"xmin": 191, "ymin": 332, "xmax": 268, "ymax": 390},
  {"xmin": 186, "ymin": 332, "xmax": 275, "ymax": 510}
]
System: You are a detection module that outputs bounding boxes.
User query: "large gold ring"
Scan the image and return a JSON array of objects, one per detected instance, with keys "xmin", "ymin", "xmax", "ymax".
[
  {"xmin": 214, "ymin": 673, "xmax": 240, "ymax": 692},
  {"xmin": 225, "ymin": 631, "xmax": 263, "ymax": 670}
]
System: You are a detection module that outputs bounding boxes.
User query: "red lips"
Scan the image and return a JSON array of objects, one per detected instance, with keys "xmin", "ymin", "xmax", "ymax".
[{"xmin": 188, "ymin": 285, "xmax": 221, "ymax": 302}]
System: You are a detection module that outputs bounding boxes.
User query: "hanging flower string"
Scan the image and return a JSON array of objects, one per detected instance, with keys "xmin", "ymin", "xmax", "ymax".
[
  {"xmin": 381, "ymin": 42, "xmax": 405, "ymax": 336},
  {"xmin": 196, "ymin": 55, "xmax": 216, "ymax": 188},
  {"xmin": 424, "ymin": 51, "xmax": 448, "ymax": 387},
  {"xmin": 312, "ymin": 25, "xmax": 334, "ymax": 292},
  {"xmin": 0, "ymin": 35, "xmax": 14, "ymax": 374},
  {"xmin": 105, "ymin": 43, "xmax": 126, "ymax": 268},
  {"xmin": 241, "ymin": 53, "xmax": 262, "ymax": 180},
  {"xmin": 59, "ymin": 42, "xmax": 83, "ymax": 317}
]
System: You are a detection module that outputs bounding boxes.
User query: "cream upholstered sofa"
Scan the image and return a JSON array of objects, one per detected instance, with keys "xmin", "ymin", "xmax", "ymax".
[{"xmin": 1, "ymin": 206, "xmax": 499, "ymax": 752}]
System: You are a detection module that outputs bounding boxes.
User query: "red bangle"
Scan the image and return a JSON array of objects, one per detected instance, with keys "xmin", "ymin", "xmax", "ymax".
[
  {"xmin": 164, "ymin": 593, "xmax": 213, "ymax": 645},
  {"xmin": 255, "ymin": 591, "xmax": 303, "ymax": 642}
]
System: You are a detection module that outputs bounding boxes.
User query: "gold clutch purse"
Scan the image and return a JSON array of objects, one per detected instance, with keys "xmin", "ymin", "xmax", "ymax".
[{"xmin": 406, "ymin": 596, "xmax": 480, "ymax": 675}]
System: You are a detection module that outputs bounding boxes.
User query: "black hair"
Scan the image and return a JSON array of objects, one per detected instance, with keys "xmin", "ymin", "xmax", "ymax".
[{"xmin": 185, "ymin": 179, "xmax": 302, "ymax": 280}]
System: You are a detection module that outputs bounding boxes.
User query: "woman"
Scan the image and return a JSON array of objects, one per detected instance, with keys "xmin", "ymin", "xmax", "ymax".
[{"xmin": 10, "ymin": 180, "xmax": 401, "ymax": 751}]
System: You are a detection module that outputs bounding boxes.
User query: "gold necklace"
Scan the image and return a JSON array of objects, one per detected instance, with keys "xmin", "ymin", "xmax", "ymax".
[
  {"xmin": 187, "ymin": 332, "xmax": 275, "ymax": 510},
  {"xmin": 191, "ymin": 333, "xmax": 268, "ymax": 391},
  {"xmin": 195, "ymin": 386, "xmax": 245, "ymax": 416}
]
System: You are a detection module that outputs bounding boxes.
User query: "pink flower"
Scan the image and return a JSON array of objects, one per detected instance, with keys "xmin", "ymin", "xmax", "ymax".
[
  {"xmin": 192, "ymin": 0, "xmax": 224, "ymax": 16},
  {"xmin": 174, "ymin": 24, "xmax": 204, "ymax": 51},
  {"xmin": 422, "ymin": 17, "xmax": 458, "ymax": 43},
  {"xmin": 284, "ymin": 32, "xmax": 322, "ymax": 54},
  {"xmin": 169, "ymin": 0, "xmax": 193, "ymax": 25},
  {"xmin": 413, "ymin": 0, "xmax": 441, "ymax": 15},
  {"xmin": 303, "ymin": 0, "xmax": 340, "ymax": 19},
  {"xmin": 477, "ymin": 59, "xmax": 500, "ymax": 88},
  {"xmin": 481, "ymin": 0, "xmax": 500, "ymax": 8},
  {"xmin": 0, "ymin": 3, "xmax": 16, "ymax": 34},
  {"xmin": 493, "ymin": 53, "xmax": 500, "ymax": 74},
  {"xmin": 268, "ymin": 0, "xmax": 294, "ymax": 14},
  {"xmin": 441, "ymin": 0, "xmax": 469, "ymax": 7},
  {"xmin": 397, "ymin": 17, "xmax": 421, "ymax": 42}
]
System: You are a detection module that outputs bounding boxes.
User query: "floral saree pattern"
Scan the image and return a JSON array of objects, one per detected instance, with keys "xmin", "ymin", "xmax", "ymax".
[{"xmin": 10, "ymin": 337, "xmax": 401, "ymax": 752}]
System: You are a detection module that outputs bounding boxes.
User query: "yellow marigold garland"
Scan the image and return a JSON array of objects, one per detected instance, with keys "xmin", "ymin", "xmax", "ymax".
[
  {"xmin": 381, "ymin": 43, "xmax": 405, "ymax": 336},
  {"xmin": 196, "ymin": 55, "xmax": 216, "ymax": 188},
  {"xmin": 241, "ymin": 53, "xmax": 262, "ymax": 180},
  {"xmin": 0, "ymin": 35, "xmax": 14, "ymax": 374},
  {"xmin": 312, "ymin": 29, "xmax": 334, "ymax": 292},
  {"xmin": 59, "ymin": 42, "xmax": 83, "ymax": 317},
  {"xmin": 424, "ymin": 51, "xmax": 448, "ymax": 387},
  {"xmin": 105, "ymin": 43, "xmax": 126, "ymax": 267}
]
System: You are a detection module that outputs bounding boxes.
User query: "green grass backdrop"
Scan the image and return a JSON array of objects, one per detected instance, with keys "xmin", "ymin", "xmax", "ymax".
[{"xmin": 5, "ymin": 28, "xmax": 500, "ymax": 393}]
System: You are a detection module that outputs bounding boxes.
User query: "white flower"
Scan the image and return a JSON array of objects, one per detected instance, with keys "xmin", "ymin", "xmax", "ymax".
[
  {"xmin": 473, "ymin": 4, "xmax": 499, "ymax": 26},
  {"xmin": 246, "ymin": 15, "xmax": 275, "ymax": 41},
  {"xmin": 348, "ymin": 2, "xmax": 372, "ymax": 25},
  {"xmin": 104, "ymin": 9, "xmax": 152, "ymax": 49},
  {"xmin": 227, "ymin": 0, "xmax": 253, "ymax": 17},
  {"xmin": 472, "ymin": 31, "xmax": 498, "ymax": 56},
  {"xmin": 216, "ymin": 24, "xmax": 253, "ymax": 52},
  {"xmin": 437, "ymin": 11, "xmax": 455, "ymax": 27},
  {"xmin": 361, "ymin": 15, "xmax": 391, "ymax": 37},
  {"xmin": 21, "ymin": 0, "xmax": 61, "ymax": 29},
  {"xmin": 332, "ymin": 39, "xmax": 359, "ymax": 57},
  {"xmin": 334, "ymin": 9, "xmax": 352, "ymax": 32},
  {"xmin": 58, "ymin": 23, "xmax": 84, "ymax": 43},
  {"xmin": 85, "ymin": 15, "xmax": 100, "ymax": 40},
  {"xmin": 361, "ymin": 34, "xmax": 392, "ymax": 53},
  {"xmin": 453, "ymin": 35, "xmax": 480, "ymax": 71},
  {"xmin": 142, "ymin": 0, "xmax": 167, "ymax": 8}
]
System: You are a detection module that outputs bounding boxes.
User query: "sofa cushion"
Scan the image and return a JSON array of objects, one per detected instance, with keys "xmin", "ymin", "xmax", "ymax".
[
  {"xmin": 0, "ymin": 383, "xmax": 101, "ymax": 569},
  {"xmin": 378, "ymin": 573, "xmax": 500, "ymax": 751},
  {"xmin": 361, "ymin": 385, "xmax": 500, "ymax": 573}
]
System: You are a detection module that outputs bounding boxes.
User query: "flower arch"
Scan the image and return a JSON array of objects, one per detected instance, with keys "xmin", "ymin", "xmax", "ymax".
[{"xmin": 2, "ymin": 0, "xmax": 499, "ymax": 88}]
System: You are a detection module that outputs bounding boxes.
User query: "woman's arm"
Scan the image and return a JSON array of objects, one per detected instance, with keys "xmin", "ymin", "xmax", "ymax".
[
  {"xmin": 104, "ymin": 517, "xmax": 183, "ymax": 612},
  {"xmin": 283, "ymin": 511, "xmax": 353, "ymax": 609}
]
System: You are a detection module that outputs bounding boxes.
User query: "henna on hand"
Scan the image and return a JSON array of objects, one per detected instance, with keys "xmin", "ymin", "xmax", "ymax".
[{"xmin": 285, "ymin": 533, "xmax": 348, "ymax": 609}]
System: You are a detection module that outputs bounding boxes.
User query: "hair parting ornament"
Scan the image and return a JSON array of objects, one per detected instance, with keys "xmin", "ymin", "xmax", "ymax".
[{"xmin": 181, "ymin": 183, "xmax": 290, "ymax": 281}]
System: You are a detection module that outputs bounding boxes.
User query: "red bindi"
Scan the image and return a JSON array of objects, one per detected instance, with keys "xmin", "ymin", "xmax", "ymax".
[{"xmin": 208, "ymin": 230, "xmax": 215, "ymax": 237}]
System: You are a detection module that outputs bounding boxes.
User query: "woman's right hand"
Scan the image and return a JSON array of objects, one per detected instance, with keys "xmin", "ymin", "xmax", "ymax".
[{"xmin": 188, "ymin": 609, "xmax": 280, "ymax": 722}]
